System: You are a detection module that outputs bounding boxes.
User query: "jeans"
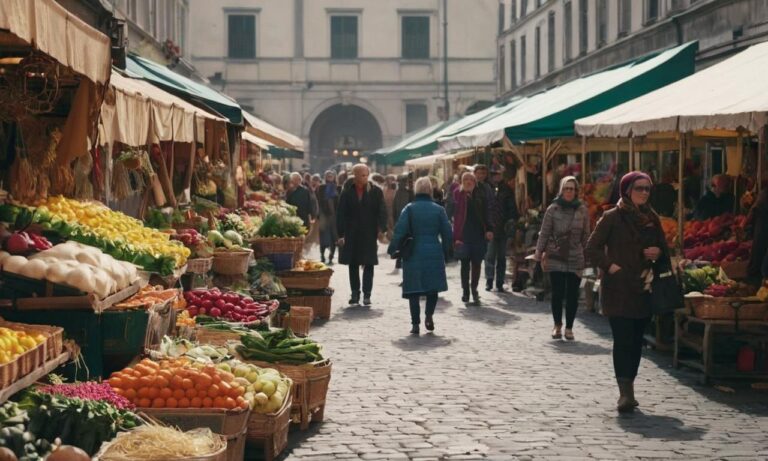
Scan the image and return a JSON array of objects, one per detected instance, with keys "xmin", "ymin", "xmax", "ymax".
[
  {"xmin": 460, "ymin": 259, "xmax": 482, "ymax": 293},
  {"xmin": 549, "ymin": 271, "xmax": 580, "ymax": 328},
  {"xmin": 484, "ymin": 236, "xmax": 508, "ymax": 286},
  {"xmin": 608, "ymin": 317, "xmax": 650, "ymax": 380},
  {"xmin": 409, "ymin": 293, "xmax": 438, "ymax": 325},
  {"xmin": 349, "ymin": 264, "xmax": 374, "ymax": 296}
]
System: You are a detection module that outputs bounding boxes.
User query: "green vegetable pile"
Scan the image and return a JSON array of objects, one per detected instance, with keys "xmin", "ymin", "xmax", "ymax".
[
  {"xmin": 235, "ymin": 328, "xmax": 323, "ymax": 365},
  {"xmin": 0, "ymin": 391, "xmax": 141, "ymax": 459},
  {"xmin": 256, "ymin": 213, "xmax": 307, "ymax": 238},
  {"xmin": 682, "ymin": 265, "xmax": 721, "ymax": 293}
]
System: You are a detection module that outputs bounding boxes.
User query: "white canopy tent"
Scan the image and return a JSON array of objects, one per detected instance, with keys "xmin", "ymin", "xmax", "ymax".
[{"xmin": 575, "ymin": 41, "xmax": 768, "ymax": 137}]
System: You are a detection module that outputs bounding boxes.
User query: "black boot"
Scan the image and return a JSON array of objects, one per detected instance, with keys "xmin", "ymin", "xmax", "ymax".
[
  {"xmin": 461, "ymin": 289, "xmax": 469, "ymax": 303},
  {"xmin": 349, "ymin": 291, "xmax": 360, "ymax": 305},
  {"xmin": 472, "ymin": 289, "xmax": 480, "ymax": 304},
  {"xmin": 425, "ymin": 316, "xmax": 434, "ymax": 331},
  {"xmin": 617, "ymin": 378, "xmax": 635, "ymax": 413},
  {"xmin": 410, "ymin": 324, "xmax": 420, "ymax": 335},
  {"xmin": 485, "ymin": 279, "xmax": 493, "ymax": 291}
]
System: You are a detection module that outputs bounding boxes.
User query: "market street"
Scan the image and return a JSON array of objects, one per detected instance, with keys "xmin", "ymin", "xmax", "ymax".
[{"xmin": 278, "ymin": 246, "xmax": 768, "ymax": 461}]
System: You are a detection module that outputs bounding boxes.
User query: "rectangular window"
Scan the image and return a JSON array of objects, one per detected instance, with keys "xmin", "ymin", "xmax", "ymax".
[
  {"xmin": 564, "ymin": 1, "xmax": 572, "ymax": 61},
  {"xmin": 406, "ymin": 104, "xmax": 428, "ymax": 133},
  {"xmin": 127, "ymin": 0, "xmax": 137, "ymax": 22},
  {"xmin": 520, "ymin": 35, "xmax": 527, "ymax": 83},
  {"xmin": 578, "ymin": 0, "xmax": 588, "ymax": 55},
  {"xmin": 228, "ymin": 15, "xmax": 256, "ymax": 59},
  {"xmin": 148, "ymin": 0, "xmax": 157, "ymax": 38},
  {"xmin": 402, "ymin": 16, "xmax": 429, "ymax": 59},
  {"xmin": 670, "ymin": 0, "xmax": 686, "ymax": 11},
  {"xmin": 618, "ymin": 0, "xmax": 631, "ymax": 36},
  {"xmin": 534, "ymin": 26, "xmax": 541, "ymax": 77},
  {"xmin": 510, "ymin": 39, "xmax": 517, "ymax": 90},
  {"xmin": 645, "ymin": 0, "xmax": 659, "ymax": 22},
  {"xmin": 331, "ymin": 16, "xmax": 358, "ymax": 59},
  {"xmin": 498, "ymin": 2, "xmax": 505, "ymax": 34},
  {"xmin": 499, "ymin": 44, "xmax": 506, "ymax": 93},
  {"xmin": 521, "ymin": 0, "xmax": 528, "ymax": 18},
  {"xmin": 547, "ymin": 11, "xmax": 555, "ymax": 72},
  {"xmin": 510, "ymin": 0, "xmax": 517, "ymax": 23},
  {"xmin": 596, "ymin": 0, "xmax": 607, "ymax": 46}
]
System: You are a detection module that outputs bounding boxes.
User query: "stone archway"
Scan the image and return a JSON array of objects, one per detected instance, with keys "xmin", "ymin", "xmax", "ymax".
[{"xmin": 308, "ymin": 104, "xmax": 383, "ymax": 172}]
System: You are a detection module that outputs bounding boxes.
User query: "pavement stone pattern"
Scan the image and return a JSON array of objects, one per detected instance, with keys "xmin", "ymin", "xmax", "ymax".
[{"xmin": 271, "ymin": 247, "xmax": 768, "ymax": 461}]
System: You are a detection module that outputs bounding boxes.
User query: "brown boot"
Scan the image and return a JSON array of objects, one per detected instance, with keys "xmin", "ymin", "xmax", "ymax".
[{"xmin": 616, "ymin": 378, "xmax": 635, "ymax": 413}]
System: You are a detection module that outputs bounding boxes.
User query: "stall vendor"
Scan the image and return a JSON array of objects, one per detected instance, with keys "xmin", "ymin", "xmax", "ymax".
[{"xmin": 692, "ymin": 174, "xmax": 735, "ymax": 221}]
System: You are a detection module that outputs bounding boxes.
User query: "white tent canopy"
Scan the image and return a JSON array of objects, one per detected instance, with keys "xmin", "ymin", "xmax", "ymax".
[
  {"xmin": 243, "ymin": 111, "xmax": 304, "ymax": 151},
  {"xmin": 575, "ymin": 41, "xmax": 768, "ymax": 137},
  {"xmin": 404, "ymin": 153, "xmax": 446, "ymax": 167},
  {"xmin": 242, "ymin": 131, "xmax": 274, "ymax": 150}
]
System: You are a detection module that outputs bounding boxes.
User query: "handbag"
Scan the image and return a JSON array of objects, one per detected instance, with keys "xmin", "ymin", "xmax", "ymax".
[
  {"xmin": 391, "ymin": 206, "xmax": 414, "ymax": 261},
  {"xmin": 650, "ymin": 260, "xmax": 684, "ymax": 315}
]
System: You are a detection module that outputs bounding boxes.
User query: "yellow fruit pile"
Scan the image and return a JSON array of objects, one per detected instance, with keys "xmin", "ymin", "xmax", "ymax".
[
  {"xmin": 294, "ymin": 259, "xmax": 327, "ymax": 271},
  {"xmin": 37, "ymin": 196, "xmax": 190, "ymax": 267},
  {"xmin": 0, "ymin": 327, "xmax": 46, "ymax": 364}
]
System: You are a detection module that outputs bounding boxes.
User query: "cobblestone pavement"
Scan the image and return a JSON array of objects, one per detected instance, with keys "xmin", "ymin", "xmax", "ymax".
[{"xmin": 275, "ymin": 247, "xmax": 768, "ymax": 461}]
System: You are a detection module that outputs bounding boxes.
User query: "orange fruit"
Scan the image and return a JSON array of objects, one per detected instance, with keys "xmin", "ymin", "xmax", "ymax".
[
  {"xmin": 137, "ymin": 387, "xmax": 151, "ymax": 399},
  {"xmin": 195, "ymin": 374, "xmax": 212, "ymax": 388},
  {"xmin": 138, "ymin": 376, "xmax": 154, "ymax": 388},
  {"xmin": 173, "ymin": 389, "xmax": 186, "ymax": 400},
  {"xmin": 124, "ymin": 388, "xmax": 137, "ymax": 400},
  {"xmin": 138, "ymin": 398, "xmax": 151, "ymax": 408},
  {"xmin": 154, "ymin": 376, "xmax": 169, "ymax": 388},
  {"xmin": 190, "ymin": 397, "xmax": 202, "ymax": 407},
  {"xmin": 185, "ymin": 388, "xmax": 197, "ymax": 399},
  {"xmin": 159, "ymin": 388, "xmax": 173, "ymax": 399},
  {"xmin": 135, "ymin": 364, "xmax": 152, "ymax": 376},
  {"xmin": 113, "ymin": 388, "xmax": 126, "ymax": 397},
  {"xmin": 208, "ymin": 384, "xmax": 220, "ymax": 398},
  {"xmin": 238, "ymin": 400, "xmax": 250, "ymax": 410},
  {"xmin": 213, "ymin": 397, "xmax": 226, "ymax": 408},
  {"xmin": 202, "ymin": 397, "xmax": 213, "ymax": 408},
  {"xmin": 158, "ymin": 370, "xmax": 173, "ymax": 381},
  {"xmin": 218, "ymin": 382, "xmax": 232, "ymax": 395},
  {"xmin": 147, "ymin": 387, "xmax": 160, "ymax": 399},
  {"xmin": 123, "ymin": 376, "xmax": 138, "ymax": 389},
  {"xmin": 107, "ymin": 377, "xmax": 123, "ymax": 389},
  {"xmin": 166, "ymin": 398, "xmax": 178, "ymax": 408},
  {"xmin": 223, "ymin": 397, "xmax": 236, "ymax": 409},
  {"xmin": 170, "ymin": 375, "xmax": 184, "ymax": 389},
  {"xmin": 178, "ymin": 397, "xmax": 190, "ymax": 408},
  {"xmin": 219, "ymin": 371, "xmax": 234, "ymax": 383},
  {"xmin": 181, "ymin": 378, "xmax": 194, "ymax": 390},
  {"xmin": 151, "ymin": 398, "xmax": 165, "ymax": 408},
  {"xmin": 229, "ymin": 385, "xmax": 244, "ymax": 398}
]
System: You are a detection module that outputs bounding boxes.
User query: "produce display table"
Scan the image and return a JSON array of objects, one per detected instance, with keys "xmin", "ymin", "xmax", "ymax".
[
  {"xmin": 0, "ymin": 351, "xmax": 70, "ymax": 404},
  {"xmin": 673, "ymin": 311, "xmax": 768, "ymax": 383}
]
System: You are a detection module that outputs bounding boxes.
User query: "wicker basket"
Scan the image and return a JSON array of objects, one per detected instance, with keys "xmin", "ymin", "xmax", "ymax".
[
  {"xmin": 279, "ymin": 269, "xmax": 333, "ymax": 291},
  {"xmin": 687, "ymin": 296, "xmax": 768, "ymax": 321},
  {"xmin": 187, "ymin": 257, "xmax": 214, "ymax": 274},
  {"xmin": 246, "ymin": 390, "xmax": 293, "ymax": 461},
  {"xmin": 195, "ymin": 327, "xmax": 243, "ymax": 346},
  {"xmin": 0, "ymin": 320, "xmax": 64, "ymax": 361},
  {"xmin": 212, "ymin": 249, "xmax": 253, "ymax": 275},
  {"xmin": 245, "ymin": 359, "xmax": 332, "ymax": 430},
  {"xmin": 286, "ymin": 294, "xmax": 332, "ymax": 320},
  {"xmin": 280, "ymin": 306, "xmax": 313, "ymax": 337},
  {"xmin": 720, "ymin": 260, "xmax": 749, "ymax": 280},
  {"xmin": 251, "ymin": 237, "xmax": 304, "ymax": 267},
  {"xmin": 0, "ymin": 357, "xmax": 20, "ymax": 389}
]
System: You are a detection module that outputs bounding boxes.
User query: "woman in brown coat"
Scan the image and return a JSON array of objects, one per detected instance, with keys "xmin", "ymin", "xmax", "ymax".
[{"xmin": 585, "ymin": 171, "xmax": 668, "ymax": 413}]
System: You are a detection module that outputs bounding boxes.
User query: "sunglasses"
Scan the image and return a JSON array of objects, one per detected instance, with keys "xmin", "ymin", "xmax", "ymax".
[
  {"xmin": 632, "ymin": 186, "xmax": 651, "ymax": 193},
  {"xmin": 561, "ymin": 187, "xmax": 576, "ymax": 191}
]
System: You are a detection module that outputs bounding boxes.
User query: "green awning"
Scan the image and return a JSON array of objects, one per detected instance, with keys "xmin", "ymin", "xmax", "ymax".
[
  {"xmin": 371, "ymin": 119, "xmax": 456, "ymax": 166},
  {"xmin": 268, "ymin": 146, "xmax": 304, "ymax": 159},
  {"xmin": 126, "ymin": 54, "xmax": 243, "ymax": 125},
  {"xmin": 438, "ymin": 41, "xmax": 698, "ymax": 151}
]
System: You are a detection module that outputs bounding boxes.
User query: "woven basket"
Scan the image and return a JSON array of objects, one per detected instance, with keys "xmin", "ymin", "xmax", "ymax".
[
  {"xmin": 246, "ymin": 389, "xmax": 293, "ymax": 461},
  {"xmin": 195, "ymin": 327, "xmax": 243, "ymax": 346},
  {"xmin": 0, "ymin": 320, "xmax": 63, "ymax": 361},
  {"xmin": 286, "ymin": 294, "xmax": 332, "ymax": 320},
  {"xmin": 0, "ymin": 357, "xmax": 20, "ymax": 389},
  {"xmin": 251, "ymin": 237, "xmax": 304, "ymax": 266},
  {"xmin": 186, "ymin": 257, "xmax": 213, "ymax": 274},
  {"xmin": 245, "ymin": 359, "xmax": 332, "ymax": 430},
  {"xmin": 212, "ymin": 249, "xmax": 253, "ymax": 275},
  {"xmin": 688, "ymin": 297, "xmax": 768, "ymax": 320},
  {"xmin": 279, "ymin": 269, "xmax": 333, "ymax": 291},
  {"xmin": 282, "ymin": 306, "xmax": 313, "ymax": 337}
]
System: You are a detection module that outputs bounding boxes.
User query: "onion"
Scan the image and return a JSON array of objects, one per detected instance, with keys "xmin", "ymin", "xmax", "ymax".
[
  {"xmin": 0, "ymin": 447, "xmax": 17, "ymax": 461},
  {"xmin": 46, "ymin": 446, "xmax": 90, "ymax": 461}
]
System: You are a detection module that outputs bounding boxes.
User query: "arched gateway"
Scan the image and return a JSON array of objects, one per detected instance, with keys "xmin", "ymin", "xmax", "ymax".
[{"xmin": 308, "ymin": 104, "xmax": 382, "ymax": 172}]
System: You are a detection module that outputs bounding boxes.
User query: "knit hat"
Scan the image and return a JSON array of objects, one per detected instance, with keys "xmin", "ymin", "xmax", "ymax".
[{"xmin": 619, "ymin": 171, "xmax": 652, "ymax": 198}]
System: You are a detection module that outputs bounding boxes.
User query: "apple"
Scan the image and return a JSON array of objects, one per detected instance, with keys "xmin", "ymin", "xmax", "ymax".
[
  {"xmin": 198, "ymin": 307, "xmax": 207, "ymax": 316},
  {"xmin": 201, "ymin": 299, "xmax": 213, "ymax": 309},
  {"xmin": 209, "ymin": 307, "xmax": 221, "ymax": 317},
  {"xmin": 187, "ymin": 307, "xmax": 198, "ymax": 317},
  {"xmin": 214, "ymin": 299, "xmax": 226, "ymax": 309}
]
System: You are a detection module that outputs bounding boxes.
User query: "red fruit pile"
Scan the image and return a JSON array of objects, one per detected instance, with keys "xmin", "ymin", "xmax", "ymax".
[
  {"xmin": 183, "ymin": 288, "xmax": 278, "ymax": 323},
  {"xmin": 171, "ymin": 229, "xmax": 204, "ymax": 248}
]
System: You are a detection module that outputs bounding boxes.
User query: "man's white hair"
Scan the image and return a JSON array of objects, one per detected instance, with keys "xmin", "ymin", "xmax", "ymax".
[
  {"xmin": 414, "ymin": 177, "xmax": 433, "ymax": 195},
  {"xmin": 351, "ymin": 164, "xmax": 369, "ymax": 176},
  {"xmin": 290, "ymin": 172, "xmax": 302, "ymax": 182}
]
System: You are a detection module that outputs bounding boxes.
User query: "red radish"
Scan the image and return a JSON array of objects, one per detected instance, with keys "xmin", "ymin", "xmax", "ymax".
[
  {"xmin": 198, "ymin": 307, "xmax": 207, "ymax": 316},
  {"xmin": 210, "ymin": 307, "xmax": 221, "ymax": 317},
  {"xmin": 201, "ymin": 300, "xmax": 213, "ymax": 309}
]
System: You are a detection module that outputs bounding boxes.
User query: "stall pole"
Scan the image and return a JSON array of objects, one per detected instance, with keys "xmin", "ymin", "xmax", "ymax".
[
  {"xmin": 734, "ymin": 131, "xmax": 742, "ymax": 214},
  {"xmin": 759, "ymin": 126, "xmax": 765, "ymax": 194},
  {"xmin": 581, "ymin": 136, "xmax": 587, "ymax": 186},
  {"xmin": 629, "ymin": 136, "xmax": 634, "ymax": 171},
  {"xmin": 677, "ymin": 131, "xmax": 686, "ymax": 255},
  {"xmin": 542, "ymin": 139, "xmax": 550, "ymax": 206}
]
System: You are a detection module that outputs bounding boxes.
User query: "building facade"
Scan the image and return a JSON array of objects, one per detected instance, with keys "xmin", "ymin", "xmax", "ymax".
[
  {"xmin": 497, "ymin": 0, "xmax": 768, "ymax": 99},
  {"xmin": 188, "ymin": 0, "xmax": 498, "ymax": 170}
]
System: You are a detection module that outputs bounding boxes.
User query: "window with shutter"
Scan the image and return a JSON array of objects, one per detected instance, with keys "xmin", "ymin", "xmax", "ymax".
[
  {"xmin": 402, "ymin": 16, "xmax": 429, "ymax": 59},
  {"xmin": 331, "ymin": 16, "xmax": 358, "ymax": 59},
  {"xmin": 228, "ymin": 15, "xmax": 256, "ymax": 59}
]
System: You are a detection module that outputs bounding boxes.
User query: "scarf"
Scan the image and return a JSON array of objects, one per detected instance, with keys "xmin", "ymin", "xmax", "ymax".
[
  {"xmin": 555, "ymin": 196, "xmax": 581, "ymax": 209},
  {"xmin": 617, "ymin": 197, "xmax": 657, "ymax": 233},
  {"xmin": 324, "ymin": 182, "xmax": 337, "ymax": 199}
]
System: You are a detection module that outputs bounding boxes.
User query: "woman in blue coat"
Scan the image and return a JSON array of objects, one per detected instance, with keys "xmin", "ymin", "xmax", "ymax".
[{"xmin": 388, "ymin": 177, "xmax": 453, "ymax": 335}]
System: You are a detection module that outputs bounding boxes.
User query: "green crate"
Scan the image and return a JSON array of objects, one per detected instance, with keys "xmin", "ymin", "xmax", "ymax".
[{"xmin": 0, "ymin": 309, "xmax": 149, "ymax": 380}]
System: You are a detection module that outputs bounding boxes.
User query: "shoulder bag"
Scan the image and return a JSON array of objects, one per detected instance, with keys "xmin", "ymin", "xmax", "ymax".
[
  {"xmin": 392, "ymin": 206, "xmax": 414, "ymax": 261},
  {"xmin": 546, "ymin": 208, "xmax": 577, "ymax": 263},
  {"xmin": 650, "ymin": 258, "xmax": 684, "ymax": 315}
]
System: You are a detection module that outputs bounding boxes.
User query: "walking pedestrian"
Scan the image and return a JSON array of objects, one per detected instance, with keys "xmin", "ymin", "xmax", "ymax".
[
  {"xmin": 337, "ymin": 164, "xmax": 388, "ymax": 306},
  {"xmin": 392, "ymin": 174, "xmax": 414, "ymax": 270},
  {"xmin": 452, "ymin": 172, "xmax": 493, "ymax": 304},
  {"xmin": 585, "ymin": 171, "xmax": 668, "ymax": 413},
  {"xmin": 485, "ymin": 166, "xmax": 519, "ymax": 292},
  {"xmin": 388, "ymin": 177, "xmax": 453, "ymax": 335},
  {"xmin": 534, "ymin": 176, "xmax": 590, "ymax": 340},
  {"xmin": 384, "ymin": 174, "xmax": 397, "ymax": 238},
  {"xmin": 286, "ymin": 172, "xmax": 313, "ymax": 228},
  {"xmin": 317, "ymin": 170, "xmax": 339, "ymax": 264}
]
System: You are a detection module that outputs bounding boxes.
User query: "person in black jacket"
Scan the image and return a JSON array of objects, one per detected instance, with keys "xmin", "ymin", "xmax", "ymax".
[
  {"xmin": 337, "ymin": 164, "xmax": 388, "ymax": 306},
  {"xmin": 286, "ymin": 172, "xmax": 312, "ymax": 228},
  {"xmin": 485, "ymin": 168, "xmax": 519, "ymax": 291},
  {"xmin": 316, "ymin": 170, "xmax": 340, "ymax": 264}
]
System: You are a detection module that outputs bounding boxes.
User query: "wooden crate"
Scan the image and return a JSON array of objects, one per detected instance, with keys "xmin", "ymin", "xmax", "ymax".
[
  {"xmin": 285, "ymin": 294, "xmax": 332, "ymax": 320},
  {"xmin": 12, "ymin": 280, "xmax": 142, "ymax": 313},
  {"xmin": 246, "ymin": 392, "xmax": 292, "ymax": 461}
]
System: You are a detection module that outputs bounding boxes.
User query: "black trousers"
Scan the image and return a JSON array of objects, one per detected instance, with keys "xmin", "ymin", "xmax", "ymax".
[
  {"xmin": 320, "ymin": 244, "xmax": 336, "ymax": 261},
  {"xmin": 409, "ymin": 293, "xmax": 438, "ymax": 325},
  {"xmin": 349, "ymin": 264, "xmax": 374, "ymax": 295},
  {"xmin": 460, "ymin": 259, "xmax": 482, "ymax": 292},
  {"xmin": 609, "ymin": 317, "xmax": 650, "ymax": 380},
  {"xmin": 549, "ymin": 271, "xmax": 581, "ymax": 328}
]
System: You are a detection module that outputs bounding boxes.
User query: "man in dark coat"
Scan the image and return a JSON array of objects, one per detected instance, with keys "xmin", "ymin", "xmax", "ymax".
[
  {"xmin": 485, "ymin": 169, "xmax": 519, "ymax": 291},
  {"xmin": 692, "ymin": 174, "xmax": 735, "ymax": 221},
  {"xmin": 337, "ymin": 164, "xmax": 388, "ymax": 305},
  {"xmin": 286, "ymin": 172, "xmax": 313, "ymax": 228}
]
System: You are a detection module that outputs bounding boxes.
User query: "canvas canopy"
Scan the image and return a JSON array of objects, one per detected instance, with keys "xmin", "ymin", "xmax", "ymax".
[
  {"xmin": 405, "ymin": 152, "xmax": 446, "ymax": 167},
  {"xmin": 100, "ymin": 70, "xmax": 227, "ymax": 147},
  {"xmin": 127, "ymin": 55, "xmax": 243, "ymax": 125},
  {"xmin": 372, "ymin": 119, "xmax": 457, "ymax": 165},
  {"xmin": 242, "ymin": 130, "xmax": 274, "ymax": 150},
  {"xmin": 438, "ymin": 41, "xmax": 698, "ymax": 149},
  {"xmin": 242, "ymin": 111, "xmax": 304, "ymax": 152},
  {"xmin": 0, "ymin": 0, "xmax": 111, "ymax": 84},
  {"xmin": 575, "ymin": 41, "xmax": 768, "ymax": 137}
]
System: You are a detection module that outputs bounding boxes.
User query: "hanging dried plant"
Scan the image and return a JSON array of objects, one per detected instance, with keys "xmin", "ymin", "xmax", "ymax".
[
  {"xmin": 51, "ymin": 164, "xmax": 75, "ymax": 196},
  {"xmin": 74, "ymin": 150, "xmax": 94, "ymax": 200},
  {"xmin": 10, "ymin": 154, "xmax": 35, "ymax": 203},
  {"xmin": 111, "ymin": 157, "xmax": 132, "ymax": 201}
]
